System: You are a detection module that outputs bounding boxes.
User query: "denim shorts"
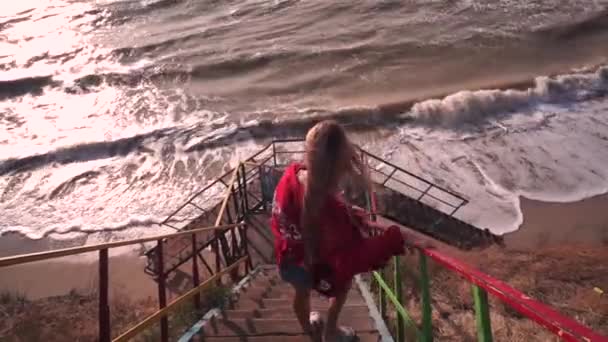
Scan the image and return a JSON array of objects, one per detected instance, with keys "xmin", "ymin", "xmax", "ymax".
[{"xmin": 279, "ymin": 262, "xmax": 312, "ymax": 290}]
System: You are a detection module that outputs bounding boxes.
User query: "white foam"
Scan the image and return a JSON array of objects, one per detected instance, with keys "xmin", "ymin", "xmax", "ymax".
[
  {"xmin": 378, "ymin": 95, "xmax": 608, "ymax": 235},
  {"xmin": 410, "ymin": 66, "xmax": 608, "ymax": 127}
]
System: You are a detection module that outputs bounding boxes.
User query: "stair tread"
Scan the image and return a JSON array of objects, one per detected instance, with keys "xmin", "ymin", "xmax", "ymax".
[
  {"xmin": 192, "ymin": 332, "xmax": 379, "ymax": 342},
  {"xmin": 232, "ymin": 298, "xmax": 366, "ymax": 310},
  {"xmin": 195, "ymin": 317, "xmax": 376, "ymax": 336},
  {"xmin": 218, "ymin": 308, "xmax": 372, "ymax": 320},
  {"xmin": 236, "ymin": 287, "xmax": 364, "ymax": 301},
  {"xmin": 192, "ymin": 332, "xmax": 380, "ymax": 342}
]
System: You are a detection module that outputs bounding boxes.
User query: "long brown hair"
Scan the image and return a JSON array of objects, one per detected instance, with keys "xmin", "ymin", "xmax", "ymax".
[{"xmin": 300, "ymin": 120, "xmax": 370, "ymax": 262}]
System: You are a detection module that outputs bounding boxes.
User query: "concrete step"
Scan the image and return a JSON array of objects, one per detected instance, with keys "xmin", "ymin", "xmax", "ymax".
[
  {"xmin": 247, "ymin": 277, "xmax": 280, "ymax": 288},
  {"xmin": 192, "ymin": 332, "xmax": 380, "ymax": 342},
  {"xmin": 237, "ymin": 285, "xmax": 364, "ymax": 302},
  {"xmin": 231, "ymin": 297, "xmax": 366, "ymax": 310},
  {"xmin": 194, "ymin": 317, "xmax": 376, "ymax": 336},
  {"xmin": 218, "ymin": 304, "xmax": 372, "ymax": 320}
]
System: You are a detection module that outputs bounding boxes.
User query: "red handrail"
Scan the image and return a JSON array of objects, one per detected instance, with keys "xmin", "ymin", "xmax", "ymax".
[
  {"xmin": 367, "ymin": 185, "xmax": 605, "ymax": 342},
  {"xmin": 416, "ymin": 245, "xmax": 608, "ymax": 342}
]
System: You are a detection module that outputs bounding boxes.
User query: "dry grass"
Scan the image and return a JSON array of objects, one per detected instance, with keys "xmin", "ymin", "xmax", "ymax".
[{"xmin": 0, "ymin": 284, "xmax": 231, "ymax": 342}]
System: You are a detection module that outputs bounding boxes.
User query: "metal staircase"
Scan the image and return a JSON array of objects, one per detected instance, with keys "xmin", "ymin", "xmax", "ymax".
[{"xmin": 179, "ymin": 266, "xmax": 383, "ymax": 342}]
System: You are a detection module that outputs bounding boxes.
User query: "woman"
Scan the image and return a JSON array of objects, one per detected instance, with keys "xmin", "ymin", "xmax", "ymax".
[{"xmin": 271, "ymin": 121, "xmax": 408, "ymax": 341}]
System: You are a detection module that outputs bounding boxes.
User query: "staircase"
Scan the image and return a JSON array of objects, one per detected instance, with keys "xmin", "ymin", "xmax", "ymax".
[{"xmin": 182, "ymin": 266, "xmax": 383, "ymax": 342}]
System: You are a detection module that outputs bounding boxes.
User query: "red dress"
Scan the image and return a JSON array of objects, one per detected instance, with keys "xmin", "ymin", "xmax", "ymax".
[{"xmin": 271, "ymin": 163, "xmax": 405, "ymax": 296}]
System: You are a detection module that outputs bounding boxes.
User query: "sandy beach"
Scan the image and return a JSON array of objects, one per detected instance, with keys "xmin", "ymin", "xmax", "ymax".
[
  {"xmin": 504, "ymin": 194, "xmax": 608, "ymax": 251},
  {"xmin": 0, "ymin": 232, "xmax": 157, "ymax": 301}
]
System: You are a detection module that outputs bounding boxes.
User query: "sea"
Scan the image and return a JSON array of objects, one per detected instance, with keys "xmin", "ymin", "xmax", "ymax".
[{"xmin": 2, "ymin": 0, "xmax": 608, "ymax": 246}]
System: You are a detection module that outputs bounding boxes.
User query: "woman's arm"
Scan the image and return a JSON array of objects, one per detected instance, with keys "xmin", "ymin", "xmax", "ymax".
[{"xmin": 348, "ymin": 206, "xmax": 435, "ymax": 249}]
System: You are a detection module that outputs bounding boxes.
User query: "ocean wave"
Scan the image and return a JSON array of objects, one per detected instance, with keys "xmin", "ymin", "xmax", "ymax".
[
  {"xmin": 48, "ymin": 171, "xmax": 102, "ymax": 200},
  {"xmin": 410, "ymin": 65, "xmax": 608, "ymax": 126},
  {"xmin": 2, "ymin": 216, "xmax": 163, "ymax": 240},
  {"xmin": 0, "ymin": 127, "xmax": 176, "ymax": 176},
  {"xmin": 0, "ymin": 75, "xmax": 59, "ymax": 100},
  {"xmin": 3, "ymin": 66, "xmax": 607, "ymax": 176},
  {"xmin": 535, "ymin": 8, "xmax": 608, "ymax": 41}
]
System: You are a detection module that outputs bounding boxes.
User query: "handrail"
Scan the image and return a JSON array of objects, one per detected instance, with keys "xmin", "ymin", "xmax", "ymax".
[
  {"xmin": 159, "ymin": 143, "xmax": 273, "ymax": 226},
  {"xmin": 415, "ymin": 245, "xmax": 607, "ymax": 342},
  {"xmin": 369, "ymin": 234, "xmax": 607, "ymax": 342},
  {"xmin": 372, "ymin": 271, "xmax": 420, "ymax": 335},
  {"xmin": 214, "ymin": 165, "xmax": 241, "ymax": 227},
  {"xmin": 359, "ymin": 148, "xmax": 468, "ymax": 206},
  {"xmin": 113, "ymin": 256, "xmax": 248, "ymax": 342},
  {"xmin": 0, "ymin": 223, "xmax": 243, "ymax": 268},
  {"xmin": 364, "ymin": 179, "xmax": 605, "ymax": 342}
]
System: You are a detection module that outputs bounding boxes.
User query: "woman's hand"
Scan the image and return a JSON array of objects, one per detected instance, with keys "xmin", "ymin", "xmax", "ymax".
[{"xmin": 403, "ymin": 234, "xmax": 436, "ymax": 253}]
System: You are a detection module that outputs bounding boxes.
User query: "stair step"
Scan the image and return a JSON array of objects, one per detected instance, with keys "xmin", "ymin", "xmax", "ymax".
[
  {"xmin": 248, "ymin": 277, "xmax": 280, "ymax": 287},
  {"xmin": 261, "ymin": 297, "xmax": 366, "ymax": 307},
  {"xmin": 192, "ymin": 332, "xmax": 380, "ymax": 342},
  {"xmin": 194, "ymin": 317, "xmax": 375, "ymax": 336},
  {"xmin": 237, "ymin": 286, "xmax": 364, "ymax": 302},
  {"xmin": 219, "ymin": 304, "xmax": 372, "ymax": 319},
  {"xmin": 232, "ymin": 297, "xmax": 366, "ymax": 310}
]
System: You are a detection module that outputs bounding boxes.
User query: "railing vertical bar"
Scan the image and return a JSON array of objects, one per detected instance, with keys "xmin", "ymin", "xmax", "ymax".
[
  {"xmin": 235, "ymin": 165, "xmax": 245, "ymax": 219},
  {"xmin": 450, "ymin": 201, "xmax": 464, "ymax": 216},
  {"xmin": 363, "ymin": 154, "xmax": 386, "ymax": 321},
  {"xmin": 394, "ymin": 255, "xmax": 405, "ymax": 342},
  {"xmin": 99, "ymin": 248, "xmax": 110, "ymax": 342},
  {"xmin": 420, "ymin": 252, "xmax": 433, "ymax": 342},
  {"xmin": 191, "ymin": 234, "xmax": 201, "ymax": 311},
  {"xmin": 243, "ymin": 222, "xmax": 252, "ymax": 271},
  {"xmin": 272, "ymin": 141, "xmax": 277, "ymax": 167},
  {"xmin": 198, "ymin": 252, "xmax": 214, "ymax": 275},
  {"xmin": 472, "ymin": 285, "xmax": 493, "ymax": 342},
  {"xmin": 382, "ymin": 167, "xmax": 397, "ymax": 186},
  {"xmin": 417, "ymin": 184, "xmax": 433, "ymax": 201},
  {"xmin": 259, "ymin": 165, "xmax": 268, "ymax": 212},
  {"xmin": 240, "ymin": 164, "xmax": 249, "ymax": 213},
  {"xmin": 225, "ymin": 177, "xmax": 237, "ymax": 224},
  {"xmin": 156, "ymin": 239, "xmax": 169, "ymax": 342}
]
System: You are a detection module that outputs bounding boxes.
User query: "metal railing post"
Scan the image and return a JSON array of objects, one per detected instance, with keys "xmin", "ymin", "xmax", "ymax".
[
  {"xmin": 191, "ymin": 234, "xmax": 201, "ymax": 311},
  {"xmin": 156, "ymin": 240, "xmax": 169, "ymax": 342},
  {"xmin": 394, "ymin": 256, "xmax": 405, "ymax": 342},
  {"xmin": 420, "ymin": 252, "xmax": 433, "ymax": 342},
  {"xmin": 472, "ymin": 285, "xmax": 493, "ymax": 342},
  {"xmin": 240, "ymin": 164, "xmax": 249, "ymax": 213},
  {"xmin": 99, "ymin": 248, "xmax": 110, "ymax": 342},
  {"xmin": 241, "ymin": 223, "xmax": 249, "ymax": 272}
]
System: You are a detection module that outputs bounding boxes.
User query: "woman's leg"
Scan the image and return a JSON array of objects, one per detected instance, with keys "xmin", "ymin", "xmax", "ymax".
[
  {"xmin": 293, "ymin": 285, "xmax": 313, "ymax": 333},
  {"xmin": 280, "ymin": 263, "xmax": 320, "ymax": 340},
  {"xmin": 324, "ymin": 284, "xmax": 352, "ymax": 341}
]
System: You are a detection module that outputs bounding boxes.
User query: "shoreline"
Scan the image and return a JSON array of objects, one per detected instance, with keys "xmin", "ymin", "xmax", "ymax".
[{"xmin": 1, "ymin": 193, "xmax": 607, "ymax": 299}]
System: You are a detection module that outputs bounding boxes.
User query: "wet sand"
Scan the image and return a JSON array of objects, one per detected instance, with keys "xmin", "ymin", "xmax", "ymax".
[
  {"xmin": 0, "ymin": 233, "xmax": 156, "ymax": 300},
  {"xmin": 504, "ymin": 194, "xmax": 608, "ymax": 250}
]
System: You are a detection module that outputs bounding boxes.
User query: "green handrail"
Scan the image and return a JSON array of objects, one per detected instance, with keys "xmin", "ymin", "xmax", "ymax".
[{"xmin": 372, "ymin": 271, "xmax": 420, "ymax": 337}]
